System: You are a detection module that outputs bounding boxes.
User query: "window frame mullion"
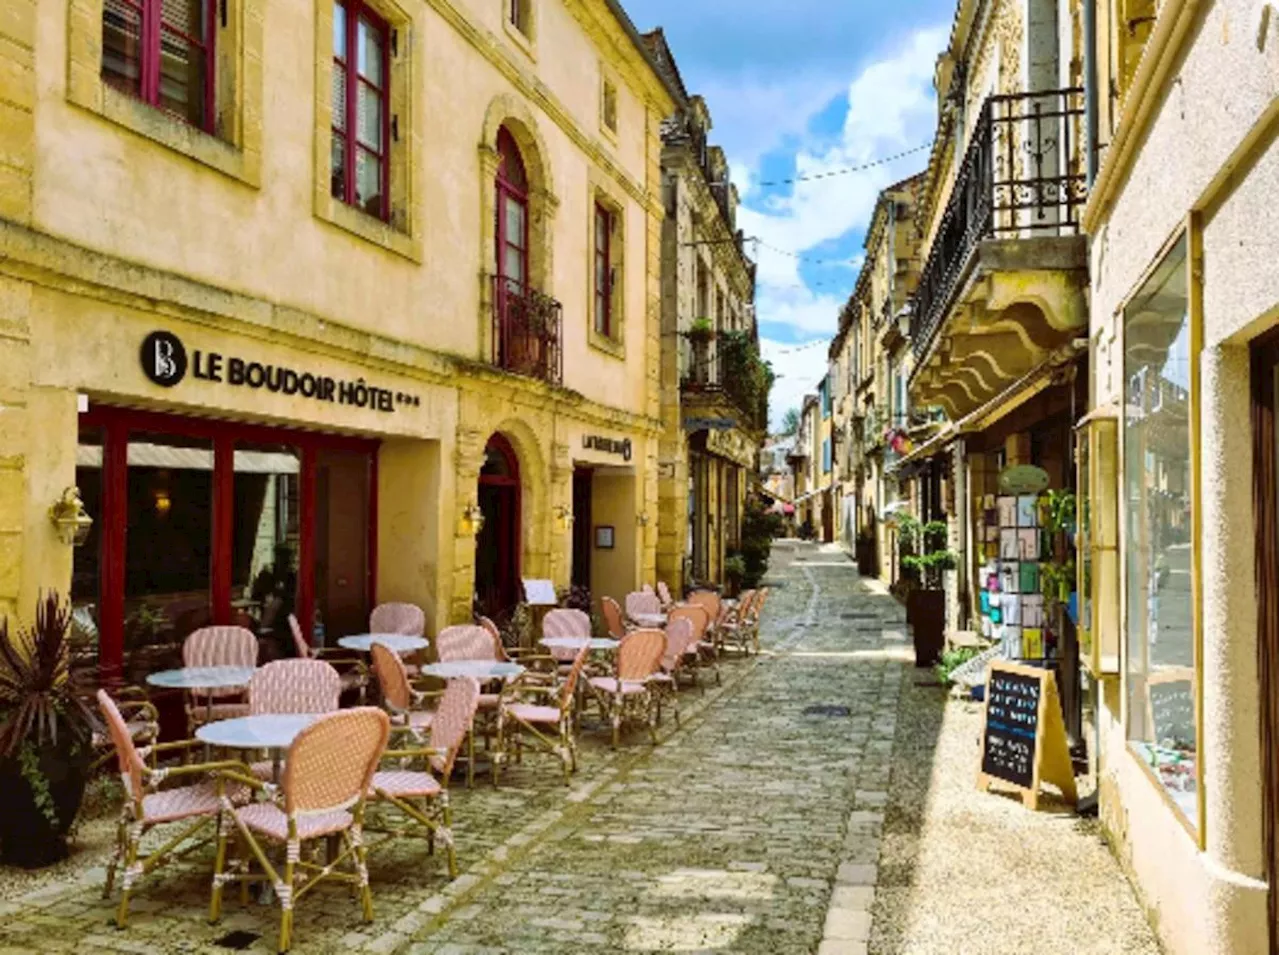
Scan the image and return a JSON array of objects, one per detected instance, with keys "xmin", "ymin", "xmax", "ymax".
[{"xmin": 344, "ymin": 4, "xmax": 358, "ymax": 208}]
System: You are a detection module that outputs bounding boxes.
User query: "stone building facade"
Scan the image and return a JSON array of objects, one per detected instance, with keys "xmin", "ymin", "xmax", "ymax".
[{"xmin": 0, "ymin": 0, "xmax": 679, "ymax": 677}]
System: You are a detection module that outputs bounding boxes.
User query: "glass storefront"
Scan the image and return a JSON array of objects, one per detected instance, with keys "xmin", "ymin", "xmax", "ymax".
[{"xmin": 1123, "ymin": 234, "xmax": 1198, "ymax": 828}]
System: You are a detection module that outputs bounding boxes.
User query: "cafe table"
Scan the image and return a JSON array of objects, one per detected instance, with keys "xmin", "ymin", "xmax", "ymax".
[
  {"xmin": 630, "ymin": 612, "xmax": 667, "ymax": 629},
  {"xmin": 146, "ymin": 665, "xmax": 256, "ymax": 724},
  {"xmin": 337, "ymin": 633, "xmax": 429, "ymax": 654},
  {"xmin": 539, "ymin": 636, "xmax": 620, "ymax": 653},
  {"xmin": 421, "ymin": 660, "xmax": 525, "ymax": 680},
  {"xmin": 195, "ymin": 713, "xmax": 318, "ymax": 783}
]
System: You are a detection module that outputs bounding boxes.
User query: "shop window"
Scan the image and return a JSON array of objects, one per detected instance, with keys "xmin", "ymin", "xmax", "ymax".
[
  {"xmin": 101, "ymin": 0, "xmax": 215, "ymax": 132},
  {"xmin": 331, "ymin": 1, "xmax": 390, "ymax": 221},
  {"xmin": 232, "ymin": 443, "xmax": 300, "ymax": 658},
  {"xmin": 123, "ymin": 432, "xmax": 215, "ymax": 683},
  {"xmin": 1123, "ymin": 234, "xmax": 1198, "ymax": 829}
]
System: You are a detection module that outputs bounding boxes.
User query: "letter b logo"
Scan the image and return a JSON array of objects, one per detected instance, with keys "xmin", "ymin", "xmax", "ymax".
[{"xmin": 140, "ymin": 331, "xmax": 187, "ymax": 387}]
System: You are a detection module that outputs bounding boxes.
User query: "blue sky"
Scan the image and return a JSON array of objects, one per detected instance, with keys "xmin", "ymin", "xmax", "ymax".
[{"xmin": 629, "ymin": 0, "xmax": 954, "ymax": 428}]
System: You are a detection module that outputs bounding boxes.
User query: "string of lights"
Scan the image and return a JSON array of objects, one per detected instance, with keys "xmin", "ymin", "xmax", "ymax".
[{"xmin": 747, "ymin": 142, "xmax": 931, "ymax": 188}]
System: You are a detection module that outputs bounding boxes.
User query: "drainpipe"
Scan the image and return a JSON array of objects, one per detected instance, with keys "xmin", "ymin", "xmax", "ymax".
[{"xmin": 1084, "ymin": 0, "xmax": 1099, "ymax": 185}]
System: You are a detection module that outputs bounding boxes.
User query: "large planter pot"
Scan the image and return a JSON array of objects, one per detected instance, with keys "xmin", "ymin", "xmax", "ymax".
[
  {"xmin": 907, "ymin": 589, "xmax": 945, "ymax": 668},
  {"xmin": 0, "ymin": 737, "xmax": 90, "ymax": 868}
]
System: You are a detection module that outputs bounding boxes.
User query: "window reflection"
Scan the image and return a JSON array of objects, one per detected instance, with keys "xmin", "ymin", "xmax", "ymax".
[
  {"xmin": 1123, "ymin": 235, "xmax": 1197, "ymax": 827},
  {"xmin": 233, "ymin": 444, "xmax": 300, "ymax": 659}
]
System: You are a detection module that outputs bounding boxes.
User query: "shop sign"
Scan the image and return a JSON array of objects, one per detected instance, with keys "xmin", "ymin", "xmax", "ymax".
[
  {"xmin": 683, "ymin": 416, "xmax": 736, "ymax": 431},
  {"xmin": 706, "ymin": 428, "xmax": 755, "ymax": 468},
  {"xmin": 581, "ymin": 435, "xmax": 631, "ymax": 461},
  {"xmin": 998, "ymin": 464, "xmax": 1050, "ymax": 495},
  {"xmin": 140, "ymin": 330, "xmax": 419, "ymax": 413}
]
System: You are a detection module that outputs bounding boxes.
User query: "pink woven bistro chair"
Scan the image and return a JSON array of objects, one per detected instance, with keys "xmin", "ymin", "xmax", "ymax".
[
  {"xmin": 588, "ymin": 628, "xmax": 665, "ymax": 747},
  {"xmin": 649, "ymin": 617, "xmax": 695, "ymax": 726},
  {"xmin": 98, "ymin": 690, "xmax": 250, "ymax": 929},
  {"xmin": 494, "ymin": 644, "xmax": 589, "ymax": 785},
  {"xmin": 369, "ymin": 602, "xmax": 425, "ymax": 636},
  {"xmin": 182, "ymin": 625, "xmax": 257, "ymax": 733},
  {"xmin": 478, "ymin": 614, "xmax": 558, "ymax": 676},
  {"xmin": 369, "ymin": 677, "xmax": 480, "ymax": 878},
  {"xmin": 541, "ymin": 608, "xmax": 591, "ymax": 663},
  {"xmin": 600, "ymin": 596, "xmax": 628, "ymax": 639},
  {"xmin": 209, "ymin": 707, "xmax": 391, "ymax": 953},
  {"xmin": 667, "ymin": 604, "xmax": 719, "ymax": 687},
  {"xmin": 289, "ymin": 614, "xmax": 369, "ymax": 699},
  {"xmin": 90, "ymin": 685, "xmax": 159, "ymax": 774},
  {"xmin": 717, "ymin": 590, "xmax": 757, "ymax": 657},
  {"xmin": 624, "ymin": 591, "xmax": 662, "ymax": 625},
  {"xmin": 250, "ymin": 658, "xmax": 341, "ymax": 715},
  {"xmin": 749, "ymin": 588, "xmax": 770, "ymax": 654},
  {"xmin": 656, "ymin": 581, "xmax": 674, "ymax": 610},
  {"xmin": 685, "ymin": 590, "xmax": 723, "ymax": 650},
  {"xmin": 435, "ymin": 624, "xmax": 508, "ymax": 786},
  {"xmin": 370, "ymin": 643, "xmax": 440, "ymax": 738}
]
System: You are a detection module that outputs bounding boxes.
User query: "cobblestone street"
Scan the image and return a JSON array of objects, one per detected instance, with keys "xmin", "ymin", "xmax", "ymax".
[{"xmin": 0, "ymin": 542, "xmax": 1158, "ymax": 954}]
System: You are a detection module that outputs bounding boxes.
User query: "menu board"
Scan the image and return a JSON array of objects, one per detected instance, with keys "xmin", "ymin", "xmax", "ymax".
[
  {"xmin": 1148, "ymin": 673, "xmax": 1196, "ymax": 749},
  {"xmin": 977, "ymin": 661, "xmax": 1078, "ymax": 810},
  {"xmin": 980, "ymin": 667, "xmax": 1042, "ymax": 788}
]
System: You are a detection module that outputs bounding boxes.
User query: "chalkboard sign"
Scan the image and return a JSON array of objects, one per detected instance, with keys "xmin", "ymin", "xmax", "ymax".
[
  {"xmin": 981, "ymin": 667, "xmax": 1041, "ymax": 788},
  {"xmin": 1147, "ymin": 670, "xmax": 1195, "ymax": 749},
  {"xmin": 976, "ymin": 661, "xmax": 1078, "ymax": 810}
]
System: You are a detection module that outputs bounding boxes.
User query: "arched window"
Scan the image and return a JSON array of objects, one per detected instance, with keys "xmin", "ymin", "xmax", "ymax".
[{"xmin": 495, "ymin": 126, "xmax": 528, "ymax": 293}]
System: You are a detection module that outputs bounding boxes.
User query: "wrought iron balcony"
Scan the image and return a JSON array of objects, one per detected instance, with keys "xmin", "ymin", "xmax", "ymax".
[
  {"xmin": 909, "ymin": 88, "xmax": 1087, "ymax": 363},
  {"xmin": 490, "ymin": 275, "xmax": 563, "ymax": 386},
  {"xmin": 680, "ymin": 330, "xmax": 768, "ymax": 431}
]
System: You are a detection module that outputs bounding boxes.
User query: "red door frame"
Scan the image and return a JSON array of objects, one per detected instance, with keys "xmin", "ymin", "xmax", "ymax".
[
  {"xmin": 495, "ymin": 127, "xmax": 529, "ymax": 366},
  {"xmin": 477, "ymin": 434, "xmax": 521, "ymax": 615},
  {"xmin": 80, "ymin": 404, "xmax": 380, "ymax": 683}
]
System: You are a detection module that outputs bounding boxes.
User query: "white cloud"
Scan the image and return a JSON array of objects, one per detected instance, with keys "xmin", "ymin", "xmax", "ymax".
[{"xmin": 761, "ymin": 337, "xmax": 831, "ymax": 430}]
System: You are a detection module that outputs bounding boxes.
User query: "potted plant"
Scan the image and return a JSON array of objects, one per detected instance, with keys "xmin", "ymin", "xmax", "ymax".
[
  {"xmin": 898, "ymin": 516, "xmax": 955, "ymax": 668},
  {"xmin": 0, "ymin": 592, "xmax": 97, "ymax": 867},
  {"xmin": 723, "ymin": 553, "xmax": 746, "ymax": 597},
  {"xmin": 687, "ymin": 317, "xmax": 715, "ymax": 342}
]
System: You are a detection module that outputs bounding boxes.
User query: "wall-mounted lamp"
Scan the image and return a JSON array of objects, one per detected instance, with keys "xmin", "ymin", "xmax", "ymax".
[
  {"xmin": 462, "ymin": 502, "xmax": 485, "ymax": 535},
  {"xmin": 636, "ymin": 512, "xmax": 650, "ymax": 528},
  {"xmin": 153, "ymin": 489, "xmax": 172, "ymax": 516},
  {"xmin": 554, "ymin": 504, "xmax": 574, "ymax": 530},
  {"xmin": 49, "ymin": 487, "xmax": 93, "ymax": 546}
]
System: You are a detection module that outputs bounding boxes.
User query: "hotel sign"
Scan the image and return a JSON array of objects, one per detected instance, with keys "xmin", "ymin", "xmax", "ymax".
[
  {"xmin": 140, "ymin": 330, "xmax": 419, "ymax": 413},
  {"xmin": 581, "ymin": 434, "xmax": 632, "ymax": 461}
]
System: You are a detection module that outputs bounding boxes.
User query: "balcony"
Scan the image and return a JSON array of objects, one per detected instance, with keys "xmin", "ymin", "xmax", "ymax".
[
  {"xmin": 490, "ymin": 275, "xmax": 563, "ymax": 387},
  {"xmin": 908, "ymin": 89, "xmax": 1089, "ymax": 420},
  {"xmin": 680, "ymin": 330, "xmax": 768, "ymax": 433}
]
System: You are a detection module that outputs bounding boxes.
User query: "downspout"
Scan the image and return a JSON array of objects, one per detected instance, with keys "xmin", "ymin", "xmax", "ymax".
[{"xmin": 1083, "ymin": 0, "xmax": 1099, "ymax": 185}]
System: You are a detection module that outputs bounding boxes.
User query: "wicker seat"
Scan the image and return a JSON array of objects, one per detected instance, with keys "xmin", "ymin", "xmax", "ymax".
[
  {"xmin": 541, "ymin": 608, "xmax": 591, "ymax": 663},
  {"xmin": 495, "ymin": 644, "xmax": 589, "ymax": 785},
  {"xmin": 98, "ymin": 691, "xmax": 249, "ymax": 929},
  {"xmin": 370, "ymin": 643, "xmax": 441, "ymax": 738},
  {"xmin": 624, "ymin": 590, "xmax": 662, "ymax": 625},
  {"xmin": 667, "ymin": 604, "xmax": 719, "ymax": 687},
  {"xmin": 718, "ymin": 590, "xmax": 757, "ymax": 656},
  {"xmin": 652, "ymin": 617, "xmax": 695, "ymax": 726},
  {"xmin": 182, "ymin": 626, "xmax": 257, "ymax": 734},
  {"xmin": 246, "ymin": 659, "xmax": 342, "ymax": 779},
  {"xmin": 210, "ymin": 708, "xmax": 390, "ymax": 953},
  {"xmin": 369, "ymin": 677, "xmax": 479, "ymax": 878},
  {"xmin": 588, "ymin": 629, "xmax": 665, "ymax": 747},
  {"xmin": 288, "ymin": 614, "xmax": 368, "ymax": 698},
  {"xmin": 600, "ymin": 596, "xmax": 628, "ymax": 639}
]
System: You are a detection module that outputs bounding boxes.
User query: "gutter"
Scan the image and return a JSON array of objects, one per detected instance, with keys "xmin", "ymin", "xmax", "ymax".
[{"xmin": 1081, "ymin": 0, "xmax": 1201, "ymax": 232}]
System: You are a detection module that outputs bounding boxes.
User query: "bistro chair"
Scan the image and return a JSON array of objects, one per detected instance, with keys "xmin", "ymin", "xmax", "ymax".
[
  {"xmin": 435, "ymin": 624, "xmax": 506, "ymax": 786},
  {"xmin": 370, "ymin": 643, "xmax": 441, "ymax": 738},
  {"xmin": 479, "ymin": 614, "xmax": 558, "ymax": 674},
  {"xmin": 654, "ymin": 617, "xmax": 696, "ymax": 725},
  {"xmin": 624, "ymin": 590, "xmax": 662, "ymax": 625},
  {"xmin": 288, "ymin": 614, "xmax": 368, "ymax": 699},
  {"xmin": 685, "ymin": 590, "xmax": 723, "ymax": 650},
  {"xmin": 718, "ymin": 590, "xmax": 757, "ymax": 657},
  {"xmin": 542, "ymin": 608, "xmax": 591, "ymax": 664},
  {"xmin": 369, "ymin": 602, "xmax": 426, "ymax": 636},
  {"xmin": 600, "ymin": 596, "xmax": 628, "ymax": 639},
  {"xmin": 249, "ymin": 658, "xmax": 341, "ymax": 715},
  {"xmin": 90, "ymin": 685, "xmax": 159, "ymax": 774},
  {"xmin": 656, "ymin": 581, "xmax": 674, "ymax": 610},
  {"xmin": 97, "ymin": 690, "xmax": 250, "ymax": 929},
  {"xmin": 750, "ymin": 588, "xmax": 770, "ymax": 654},
  {"xmin": 182, "ymin": 625, "xmax": 258, "ymax": 733},
  {"xmin": 668, "ymin": 604, "xmax": 719, "ymax": 687},
  {"xmin": 588, "ymin": 629, "xmax": 665, "ymax": 747},
  {"xmin": 369, "ymin": 677, "xmax": 480, "ymax": 878},
  {"xmin": 494, "ymin": 645, "xmax": 589, "ymax": 785},
  {"xmin": 209, "ymin": 707, "xmax": 391, "ymax": 954}
]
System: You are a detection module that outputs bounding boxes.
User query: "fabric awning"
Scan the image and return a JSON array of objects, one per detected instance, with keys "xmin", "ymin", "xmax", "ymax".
[{"xmin": 76, "ymin": 444, "xmax": 300, "ymax": 474}]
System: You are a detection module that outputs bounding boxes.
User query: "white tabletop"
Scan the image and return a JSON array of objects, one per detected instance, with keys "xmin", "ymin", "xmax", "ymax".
[
  {"xmin": 147, "ymin": 666, "xmax": 255, "ymax": 690},
  {"xmin": 422, "ymin": 661, "xmax": 525, "ymax": 680},
  {"xmin": 338, "ymin": 634, "xmax": 429, "ymax": 654},
  {"xmin": 195, "ymin": 713, "xmax": 319, "ymax": 750},
  {"xmin": 540, "ymin": 636, "xmax": 620, "ymax": 652},
  {"xmin": 630, "ymin": 613, "xmax": 667, "ymax": 629}
]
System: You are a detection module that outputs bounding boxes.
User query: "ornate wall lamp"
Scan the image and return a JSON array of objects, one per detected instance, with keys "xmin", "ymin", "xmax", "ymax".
[
  {"xmin": 462, "ymin": 502, "xmax": 485, "ymax": 535},
  {"xmin": 636, "ymin": 512, "xmax": 650, "ymax": 528},
  {"xmin": 553, "ymin": 504, "xmax": 574, "ymax": 530},
  {"xmin": 49, "ymin": 487, "xmax": 93, "ymax": 546}
]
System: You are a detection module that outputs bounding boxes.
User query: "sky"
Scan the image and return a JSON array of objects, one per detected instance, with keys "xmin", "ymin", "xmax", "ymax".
[{"xmin": 628, "ymin": 0, "xmax": 954, "ymax": 431}]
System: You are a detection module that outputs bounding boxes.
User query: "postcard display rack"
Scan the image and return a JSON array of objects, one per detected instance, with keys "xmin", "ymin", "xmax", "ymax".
[{"xmin": 977, "ymin": 494, "xmax": 1052, "ymax": 662}]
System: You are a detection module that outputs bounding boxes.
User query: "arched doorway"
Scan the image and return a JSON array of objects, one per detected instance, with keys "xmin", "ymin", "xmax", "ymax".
[{"xmin": 474, "ymin": 433, "xmax": 521, "ymax": 620}]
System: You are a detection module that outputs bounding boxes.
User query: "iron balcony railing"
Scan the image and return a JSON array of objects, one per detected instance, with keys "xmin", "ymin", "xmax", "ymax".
[
  {"xmin": 909, "ymin": 88, "xmax": 1087, "ymax": 363},
  {"xmin": 490, "ymin": 275, "xmax": 563, "ymax": 386}
]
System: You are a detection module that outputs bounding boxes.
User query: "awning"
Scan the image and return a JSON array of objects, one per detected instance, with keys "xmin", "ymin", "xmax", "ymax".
[
  {"xmin": 76, "ymin": 444, "xmax": 300, "ymax": 474},
  {"xmin": 794, "ymin": 487, "xmax": 826, "ymax": 503}
]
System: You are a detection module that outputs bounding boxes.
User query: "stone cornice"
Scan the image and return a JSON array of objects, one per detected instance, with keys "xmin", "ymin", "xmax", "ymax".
[{"xmin": 0, "ymin": 218, "xmax": 661, "ymax": 436}]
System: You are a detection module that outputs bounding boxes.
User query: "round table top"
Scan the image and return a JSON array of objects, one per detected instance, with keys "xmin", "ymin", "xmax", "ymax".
[
  {"xmin": 630, "ymin": 613, "xmax": 667, "ymax": 629},
  {"xmin": 146, "ymin": 666, "xmax": 255, "ymax": 690},
  {"xmin": 337, "ymin": 634, "xmax": 429, "ymax": 654},
  {"xmin": 195, "ymin": 713, "xmax": 319, "ymax": 749},
  {"xmin": 422, "ymin": 660, "xmax": 525, "ymax": 680},
  {"xmin": 540, "ymin": 636, "xmax": 620, "ymax": 652}
]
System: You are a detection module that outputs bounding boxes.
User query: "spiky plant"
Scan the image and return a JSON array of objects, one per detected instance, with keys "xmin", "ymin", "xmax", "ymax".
[{"xmin": 0, "ymin": 592, "xmax": 97, "ymax": 762}]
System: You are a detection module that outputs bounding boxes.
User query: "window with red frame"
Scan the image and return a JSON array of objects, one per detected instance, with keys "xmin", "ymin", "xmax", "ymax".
[
  {"xmin": 594, "ymin": 203, "xmax": 613, "ymax": 336},
  {"xmin": 330, "ymin": 0, "xmax": 390, "ymax": 221},
  {"xmin": 101, "ymin": 0, "xmax": 216, "ymax": 132}
]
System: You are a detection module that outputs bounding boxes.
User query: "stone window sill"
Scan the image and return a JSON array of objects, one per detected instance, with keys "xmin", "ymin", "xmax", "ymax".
[
  {"xmin": 588, "ymin": 326, "xmax": 625, "ymax": 360},
  {"xmin": 69, "ymin": 83, "xmax": 261, "ymax": 188},
  {"xmin": 502, "ymin": 18, "xmax": 536, "ymax": 63},
  {"xmin": 313, "ymin": 194, "xmax": 423, "ymax": 263}
]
